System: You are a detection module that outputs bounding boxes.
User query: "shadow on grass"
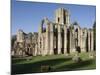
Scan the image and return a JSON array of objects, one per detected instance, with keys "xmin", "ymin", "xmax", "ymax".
[
  {"xmin": 12, "ymin": 57, "xmax": 96, "ymax": 74},
  {"xmin": 11, "ymin": 57, "xmax": 71, "ymax": 74},
  {"xmin": 12, "ymin": 58, "xmax": 26, "ymax": 64},
  {"xmin": 55, "ymin": 59, "xmax": 96, "ymax": 71},
  {"xmin": 12, "ymin": 56, "xmax": 34, "ymax": 64}
]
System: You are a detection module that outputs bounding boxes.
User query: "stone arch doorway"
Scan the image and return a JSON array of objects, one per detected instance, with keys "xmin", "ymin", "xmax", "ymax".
[
  {"xmin": 67, "ymin": 29, "xmax": 70, "ymax": 53},
  {"xmin": 41, "ymin": 18, "xmax": 50, "ymax": 33},
  {"xmin": 75, "ymin": 28, "xmax": 81, "ymax": 53},
  {"xmin": 61, "ymin": 29, "xmax": 64, "ymax": 54},
  {"xmin": 76, "ymin": 46, "xmax": 81, "ymax": 53},
  {"xmin": 54, "ymin": 34, "xmax": 58, "ymax": 55}
]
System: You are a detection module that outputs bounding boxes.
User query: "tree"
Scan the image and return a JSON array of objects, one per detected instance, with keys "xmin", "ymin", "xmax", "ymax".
[
  {"xmin": 73, "ymin": 21, "xmax": 78, "ymax": 25},
  {"xmin": 11, "ymin": 35, "xmax": 16, "ymax": 48},
  {"xmin": 69, "ymin": 25, "xmax": 74, "ymax": 33},
  {"xmin": 93, "ymin": 21, "xmax": 96, "ymax": 50}
]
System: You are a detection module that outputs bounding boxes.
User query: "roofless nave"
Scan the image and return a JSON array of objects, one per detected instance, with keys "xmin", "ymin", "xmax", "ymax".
[{"xmin": 11, "ymin": 8, "xmax": 95, "ymax": 56}]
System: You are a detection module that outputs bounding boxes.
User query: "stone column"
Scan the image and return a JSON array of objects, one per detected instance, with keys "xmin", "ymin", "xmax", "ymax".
[
  {"xmin": 49, "ymin": 23, "xmax": 54, "ymax": 55},
  {"xmin": 37, "ymin": 37, "xmax": 41, "ymax": 55},
  {"xmin": 41, "ymin": 36, "xmax": 43, "ymax": 55},
  {"xmin": 58, "ymin": 25, "xmax": 62, "ymax": 54},
  {"xmin": 38, "ymin": 36, "xmax": 40, "ymax": 53},
  {"xmin": 78, "ymin": 28, "xmax": 81, "ymax": 47},
  {"xmin": 84, "ymin": 29, "xmax": 88, "ymax": 52},
  {"xmin": 69, "ymin": 29, "xmax": 72, "ymax": 53},
  {"xmin": 38, "ymin": 22, "xmax": 43, "ymax": 55},
  {"xmin": 35, "ymin": 44, "xmax": 38, "ymax": 56},
  {"xmin": 64, "ymin": 25, "xmax": 67, "ymax": 54},
  {"xmin": 42, "ymin": 36, "xmax": 45, "ymax": 56},
  {"xmin": 90, "ymin": 30, "xmax": 94, "ymax": 51},
  {"xmin": 45, "ymin": 23, "xmax": 50, "ymax": 55},
  {"xmin": 72, "ymin": 30, "xmax": 76, "ymax": 52},
  {"xmin": 88, "ymin": 30, "xmax": 91, "ymax": 52},
  {"xmin": 67, "ymin": 12, "xmax": 70, "ymax": 27},
  {"xmin": 32, "ymin": 46, "xmax": 35, "ymax": 56}
]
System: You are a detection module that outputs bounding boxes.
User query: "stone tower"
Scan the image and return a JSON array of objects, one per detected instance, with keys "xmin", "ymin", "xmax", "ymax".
[
  {"xmin": 17, "ymin": 29, "xmax": 25, "ymax": 43},
  {"xmin": 55, "ymin": 8, "xmax": 70, "ymax": 26}
]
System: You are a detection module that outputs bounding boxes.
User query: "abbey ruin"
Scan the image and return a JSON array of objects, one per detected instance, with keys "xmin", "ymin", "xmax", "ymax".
[{"xmin": 11, "ymin": 8, "xmax": 95, "ymax": 56}]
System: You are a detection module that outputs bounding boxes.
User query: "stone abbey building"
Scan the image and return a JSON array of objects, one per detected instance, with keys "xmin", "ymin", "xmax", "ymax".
[{"xmin": 11, "ymin": 8, "xmax": 95, "ymax": 56}]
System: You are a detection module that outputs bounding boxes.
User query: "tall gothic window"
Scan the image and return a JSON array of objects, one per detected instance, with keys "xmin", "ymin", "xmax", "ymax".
[
  {"xmin": 64, "ymin": 11, "xmax": 66, "ymax": 24},
  {"xmin": 58, "ymin": 17, "xmax": 60, "ymax": 23}
]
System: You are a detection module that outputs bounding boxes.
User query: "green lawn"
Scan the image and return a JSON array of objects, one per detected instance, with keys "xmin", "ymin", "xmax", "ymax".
[{"xmin": 11, "ymin": 52, "xmax": 96, "ymax": 74}]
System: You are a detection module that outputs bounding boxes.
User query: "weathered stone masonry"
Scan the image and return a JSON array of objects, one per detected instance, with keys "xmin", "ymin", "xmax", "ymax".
[{"xmin": 11, "ymin": 8, "xmax": 95, "ymax": 56}]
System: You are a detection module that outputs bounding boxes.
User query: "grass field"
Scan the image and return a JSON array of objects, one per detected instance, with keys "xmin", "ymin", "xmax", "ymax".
[{"xmin": 11, "ymin": 52, "xmax": 96, "ymax": 74}]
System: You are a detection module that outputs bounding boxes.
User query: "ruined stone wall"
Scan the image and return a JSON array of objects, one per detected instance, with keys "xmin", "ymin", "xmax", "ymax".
[
  {"xmin": 17, "ymin": 29, "xmax": 25, "ymax": 43},
  {"xmin": 81, "ymin": 29, "xmax": 88, "ymax": 52},
  {"xmin": 55, "ymin": 8, "xmax": 70, "ymax": 26},
  {"xmin": 11, "ymin": 8, "xmax": 95, "ymax": 57}
]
